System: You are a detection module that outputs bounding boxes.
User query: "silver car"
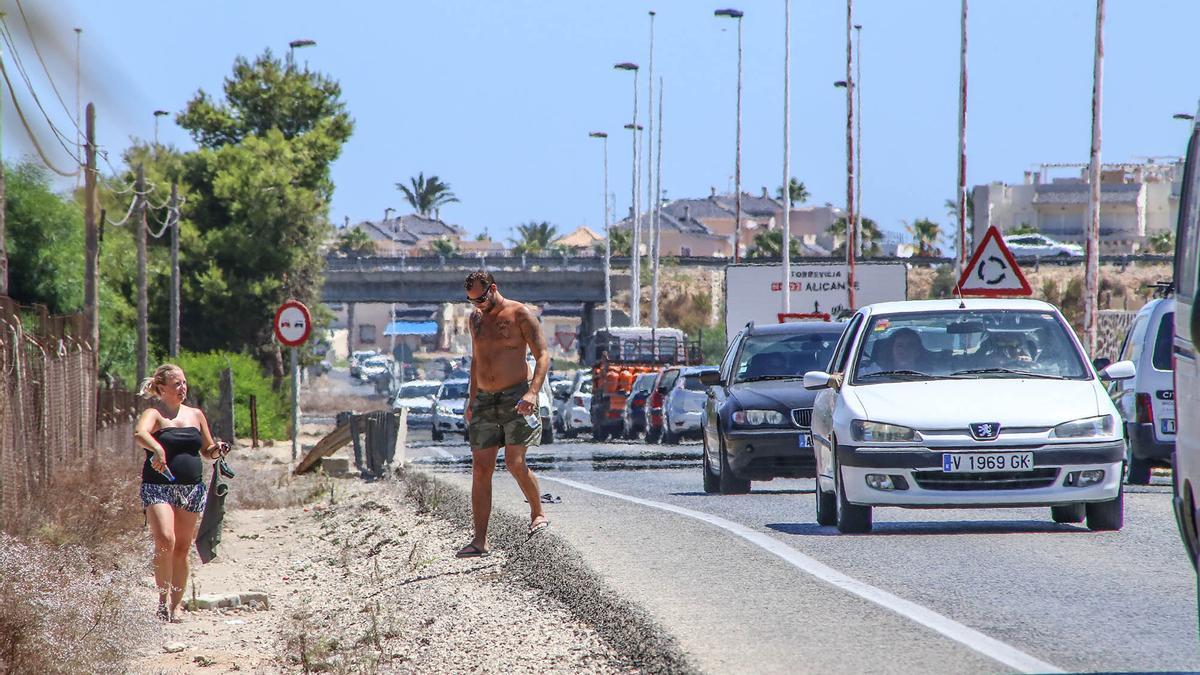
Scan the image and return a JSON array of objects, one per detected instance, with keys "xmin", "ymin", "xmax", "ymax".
[
  {"xmin": 432, "ymin": 379, "xmax": 470, "ymax": 442},
  {"xmin": 1003, "ymin": 233, "xmax": 1084, "ymax": 258},
  {"xmin": 391, "ymin": 380, "xmax": 441, "ymax": 428},
  {"xmin": 662, "ymin": 366, "xmax": 717, "ymax": 444}
]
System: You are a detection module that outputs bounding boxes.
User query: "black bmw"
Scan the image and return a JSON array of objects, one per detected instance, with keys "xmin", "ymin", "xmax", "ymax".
[{"xmin": 700, "ymin": 321, "xmax": 845, "ymax": 494}]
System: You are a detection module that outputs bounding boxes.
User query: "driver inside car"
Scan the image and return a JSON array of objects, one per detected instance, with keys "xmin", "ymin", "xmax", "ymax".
[{"xmin": 978, "ymin": 332, "xmax": 1034, "ymax": 367}]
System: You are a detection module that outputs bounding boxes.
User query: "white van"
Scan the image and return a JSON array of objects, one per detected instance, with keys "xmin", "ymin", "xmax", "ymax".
[
  {"xmin": 1109, "ymin": 297, "xmax": 1175, "ymax": 484},
  {"xmin": 1172, "ymin": 108, "xmax": 1200, "ymax": 571}
]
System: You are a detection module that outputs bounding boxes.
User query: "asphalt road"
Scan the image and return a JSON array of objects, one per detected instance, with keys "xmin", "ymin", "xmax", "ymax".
[{"xmin": 403, "ymin": 433, "xmax": 1200, "ymax": 674}]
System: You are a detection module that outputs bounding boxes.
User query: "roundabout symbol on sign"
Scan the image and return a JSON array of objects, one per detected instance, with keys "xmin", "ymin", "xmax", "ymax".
[{"xmin": 976, "ymin": 256, "xmax": 1009, "ymax": 286}]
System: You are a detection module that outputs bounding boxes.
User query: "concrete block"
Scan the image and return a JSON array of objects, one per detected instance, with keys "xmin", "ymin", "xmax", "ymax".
[
  {"xmin": 163, "ymin": 642, "xmax": 187, "ymax": 653},
  {"xmin": 191, "ymin": 593, "xmax": 241, "ymax": 610},
  {"xmin": 238, "ymin": 591, "xmax": 270, "ymax": 609},
  {"xmin": 320, "ymin": 457, "xmax": 351, "ymax": 477}
]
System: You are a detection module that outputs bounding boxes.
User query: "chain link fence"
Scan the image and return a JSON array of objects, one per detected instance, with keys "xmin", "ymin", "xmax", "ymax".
[{"xmin": 0, "ymin": 298, "xmax": 140, "ymax": 530}]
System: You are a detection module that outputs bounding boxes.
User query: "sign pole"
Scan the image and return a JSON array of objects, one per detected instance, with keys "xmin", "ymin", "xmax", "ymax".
[{"xmin": 291, "ymin": 347, "xmax": 300, "ymax": 461}]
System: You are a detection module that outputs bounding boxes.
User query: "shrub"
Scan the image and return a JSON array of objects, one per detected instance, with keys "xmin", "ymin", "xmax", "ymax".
[{"xmin": 174, "ymin": 350, "xmax": 291, "ymax": 439}]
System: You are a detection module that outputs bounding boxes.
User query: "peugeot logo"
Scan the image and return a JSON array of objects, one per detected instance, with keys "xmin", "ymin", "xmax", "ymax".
[{"xmin": 969, "ymin": 422, "xmax": 1001, "ymax": 440}]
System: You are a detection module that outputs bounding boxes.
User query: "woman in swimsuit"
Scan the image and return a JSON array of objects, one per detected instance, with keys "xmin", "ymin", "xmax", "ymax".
[{"xmin": 134, "ymin": 364, "xmax": 231, "ymax": 622}]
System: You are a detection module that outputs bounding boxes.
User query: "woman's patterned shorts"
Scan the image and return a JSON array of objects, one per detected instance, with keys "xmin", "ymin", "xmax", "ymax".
[{"xmin": 140, "ymin": 482, "xmax": 207, "ymax": 513}]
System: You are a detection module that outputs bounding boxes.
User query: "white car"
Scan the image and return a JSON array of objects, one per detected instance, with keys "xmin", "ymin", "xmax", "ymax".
[
  {"xmin": 1108, "ymin": 297, "xmax": 1175, "ymax": 484},
  {"xmin": 432, "ymin": 379, "xmax": 469, "ymax": 442},
  {"xmin": 557, "ymin": 373, "xmax": 593, "ymax": 437},
  {"xmin": 1002, "ymin": 233, "xmax": 1084, "ymax": 258},
  {"xmin": 806, "ymin": 298, "xmax": 1134, "ymax": 534},
  {"xmin": 357, "ymin": 355, "xmax": 393, "ymax": 383},
  {"xmin": 662, "ymin": 366, "xmax": 717, "ymax": 444},
  {"xmin": 391, "ymin": 380, "xmax": 441, "ymax": 428}
]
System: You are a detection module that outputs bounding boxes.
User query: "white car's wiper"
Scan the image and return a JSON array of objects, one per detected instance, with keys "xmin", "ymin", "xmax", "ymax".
[
  {"xmin": 738, "ymin": 375, "xmax": 803, "ymax": 382},
  {"xmin": 950, "ymin": 367, "xmax": 1066, "ymax": 380},
  {"xmin": 858, "ymin": 369, "xmax": 934, "ymax": 380}
]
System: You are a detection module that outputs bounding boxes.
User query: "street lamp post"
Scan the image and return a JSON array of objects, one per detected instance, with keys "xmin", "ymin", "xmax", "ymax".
[
  {"xmin": 782, "ymin": 0, "xmax": 791, "ymax": 314},
  {"xmin": 153, "ymin": 109, "xmax": 169, "ymax": 148},
  {"xmin": 854, "ymin": 23, "xmax": 863, "ymax": 259},
  {"xmin": 615, "ymin": 62, "xmax": 641, "ymax": 326},
  {"xmin": 288, "ymin": 39, "xmax": 316, "ymax": 69},
  {"xmin": 589, "ymin": 131, "xmax": 612, "ymax": 331},
  {"xmin": 715, "ymin": 8, "xmax": 744, "ymax": 263}
]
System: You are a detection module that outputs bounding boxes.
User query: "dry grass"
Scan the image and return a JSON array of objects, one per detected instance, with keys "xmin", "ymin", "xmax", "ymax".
[
  {"xmin": 300, "ymin": 389, "xmax": 388, "ymax": 415},
  {"xmin": 226, "ymin": 451, "xmax": 338, "ymax": 510}
]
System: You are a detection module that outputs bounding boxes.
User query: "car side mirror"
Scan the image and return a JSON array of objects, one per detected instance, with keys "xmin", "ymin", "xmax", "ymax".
[
  {"xmin": 1098, "ymin": 360, "xmax": 1136, "ymax": 381},
  {"xmin": 803, "ymin": 370, "xmax": 832, "ymax": 390},
  {"xmin": 1091, "ymin": 357, "xmax": 1111, "ymax": 372},
  {"xmin": 699, "ymin": 371, "xmax": 723, "ymax": 387}
]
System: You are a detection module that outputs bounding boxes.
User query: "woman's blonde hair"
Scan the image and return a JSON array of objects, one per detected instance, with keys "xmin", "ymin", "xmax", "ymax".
[{"xmin": 137, "ymin": 364, "xmax": 184, "ymax": 400}]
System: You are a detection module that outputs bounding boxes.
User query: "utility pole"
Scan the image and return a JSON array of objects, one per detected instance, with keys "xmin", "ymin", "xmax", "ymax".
[
  {"xmin": 956, "ymin": 0, "xmax": 970, "ymax": 272},
  {"xmin": 845, "ymin": 0, "xmax": 857, "ymax": 310},
  {"xmin": 75, "ymin": 28, "xmax": 82, "ymax": 191},
  {"xmin": 651, "ymin": 79, "xmax": 664, "ymax": 331},
  {"xmin": 0, "ymin": 31, "xmax": 6, "ymax": 297},
  {"xmin": 647, "ymin": 11, "xmax": 658, "ymax": 332},
  {"xmin": 84, "ymin": 104, "xmax": 99, "ymax": 350},
  {"xmin": 855, "ymin": 23, "xmax": 863, "ymax": 259},
  {"xmin": 1084, "ymin": 0, "xmax": 1105, "ymax": 356},
  {"xmin": 136, "ymin": 165, "xmax": 148, "ymax": 384},
  {"xmin": 169, "ymin": 183, "xmax": 180, "ymax": 357},
  {"xmin": 782, "ymin": 0, "xmax": 792, "ymax": 314}
]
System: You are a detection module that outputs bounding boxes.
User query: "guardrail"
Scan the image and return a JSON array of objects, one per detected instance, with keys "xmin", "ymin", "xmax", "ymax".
[{"xmin": 326, "ymin": 252, "xmax": 1173, "ymax": 272}]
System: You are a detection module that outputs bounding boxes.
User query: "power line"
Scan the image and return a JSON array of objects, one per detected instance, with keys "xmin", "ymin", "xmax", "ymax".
[
  {"xmin": 105, "ymin": 193, "xmax": 139, "ymax": 227},
  {"xmin": 0, "ymin": 17, "xmax": 81, "ymax": 154},
  {"xmin": 0, "ymin": 51, "xmax": 78, "ymax": 177},
  {"xmin": 12, "ymin": 0, "xmax": 80, "ymax": 135}
]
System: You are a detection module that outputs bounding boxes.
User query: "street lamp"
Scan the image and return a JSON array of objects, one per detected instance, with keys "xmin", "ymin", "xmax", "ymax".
[
  {"xmin": 782, "ymin": 0, "xmax": 792, "ymax": 314},
  {"xmin": 1173, "ymin": 113, "xmax": 1195, "ymax": 121},
  {"xmin": 715, "ymin": 8, "xmax": 744, "ymax": 263},
  {"xmin": 288, "ymin": 39, "xmax": 316, "ymax": 69},
  {"xmin": 589, "ymin": 131, "xmax": 611, "ymax": 330},
  {"xmin": 854, "ymin": 23, "xmax": 863, "ymax": 260},
  {"xmin": 614, "ymin": 61, "xmax": 641, "ymax": 326},
  {"xmin": 153, "ymin": 109, "xmax": 169, "ymax": 148}
]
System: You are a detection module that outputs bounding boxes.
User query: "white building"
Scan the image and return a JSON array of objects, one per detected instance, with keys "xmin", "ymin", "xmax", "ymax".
[{"xmin": 972, "ymin": 160, "xmax": 1182, "ymax": 254}]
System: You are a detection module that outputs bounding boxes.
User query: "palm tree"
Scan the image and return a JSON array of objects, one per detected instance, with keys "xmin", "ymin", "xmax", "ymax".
[
  {"xmin": 748, "ymin": 229, "xmax": 801, "ymax": 259},
  {"xmin": 906, "ymin": 218, "xmax": 943, "ymax": 257},
  {"xmin": 396, "ymin": 173, "xmax": 459, "ymax": 216},
  {"xmin": 510, "ymin": 221, "xmax": 559, "ymax": 255},
  {"xmin": 335, "ymin": 228, "xmax": 376, "ymax": 256},
  {"xmin": 430, "ymin": 237, "xmax": 458, "ymax": 256},
  {"xmin": 944, "ymin": 191, "xmax": 975, "ymax": 229},
  {"xmin": 594, "ymin": 228, "xmax": 633, "ymax": 257},
  {"xmin": 776, "ymin": 177, "xmax": 810, "ymax": 207},
  {"xmin": 828, "ymin": 216, "xmax": 883, "ymax": 256}
]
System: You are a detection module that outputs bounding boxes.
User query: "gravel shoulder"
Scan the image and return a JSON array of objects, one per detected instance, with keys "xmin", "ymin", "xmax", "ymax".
[{"xmin": 128, "ymin": 440, "xmax": 634, "ymax": 673}]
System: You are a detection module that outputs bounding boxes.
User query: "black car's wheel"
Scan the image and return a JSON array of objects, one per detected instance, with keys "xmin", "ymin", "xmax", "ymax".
[
  {"xmin": 1086, "ymin": 485, "xmax": 1125, "ymax": 531},
  {"xmin": 1051, "ymin": 504, "xmax": 1085, "ymax": 524},
  {"xmin": 646, "ymin": 426, "xmax": 661, "ymax": 444},
  {"xmin": 431, "ymin": 427, "xmax": 444, "ymax": 442},
  {"xmin": 815, "ymin": 478, "xmax": 837, "ymax": 526},
  {"xmin": 541, "ymin": 420, "xmax": 555, "ymax": 445},
  {"xmin": 834, "ymin": 446, "xmax": 872, "ymax": 533},
  {"xmin": 718, "ymin": 437, "xmax": 751, "ymax": 494},
  {"xmin": 702, "ymin": 433, "xmax": 720, "ymax": 494},
  {"xmin": 1125, "ymin": 440, "xmax": 1152, "ymax": 485},
  {"xmin": 592, "ymin": 425, "xmax": 609, "ymax": 442}
]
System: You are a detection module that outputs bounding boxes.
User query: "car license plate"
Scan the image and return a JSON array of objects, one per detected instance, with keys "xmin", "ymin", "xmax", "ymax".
[
  {"xmin": 798, "ymin": 434, "xmax": 810, "ymax": 448},
  {"xmin": 942, "ymin": 452, "xmax": 1034, "ymax": 473},
  {"xmin": 1163, "ymin": 419, "xmax": 1176, "ymax": 434}
]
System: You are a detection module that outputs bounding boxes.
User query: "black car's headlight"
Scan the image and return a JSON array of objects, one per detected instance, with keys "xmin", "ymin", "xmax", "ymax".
[{"xmin": 731, "ymin": 409, "xmax": 787, "ymax": 427}]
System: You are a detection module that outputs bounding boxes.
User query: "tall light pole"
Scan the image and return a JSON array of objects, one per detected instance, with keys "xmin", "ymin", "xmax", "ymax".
[
  {"xmin": 854, "ymin": 23, "xmax": 863, "ymax": 259},
  {"xmin": 651, "ymin": 80, "xmax": 664, "ymax": 332},
  {"xmin": 956, "ymin": 0, "xmax": 969, "ymax": 272},
  {"xmin": 153, "ymin": 109, "xmax": 169, "ymax": 148},
  {"xmin": 842, "ymin": 0, "xmax": 856, "ymax": 310},
  {"xmin": 615, "ymin": 62, "xmax": 641, "ymax": 326},
  {"xmin": 715, "ymin": 8, "xmax": 744, "ymax": 262},
  {"xmin": 288, "ymin": 38, "xmax": 316, "ymax": 69},
  {"xmin": 1083, "ymin": 0, "xmax": 1105, "ymax": 356},
  {"xmin": 590, "ymin": 131, "xmax": 612, "ymax": 330},
  {"xmin": 646, "ymin": 11, "xmax": 659, "ymax": 331},
  {"xmin": 782, "ymin": 0, "xmax": 792, "ymax": 314}
]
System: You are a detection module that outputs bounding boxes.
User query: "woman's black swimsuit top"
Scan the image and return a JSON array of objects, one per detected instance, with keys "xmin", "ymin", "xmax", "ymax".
[{"xmin": 142, "ymin": 427, "xmax": 204, "ymax": 485}]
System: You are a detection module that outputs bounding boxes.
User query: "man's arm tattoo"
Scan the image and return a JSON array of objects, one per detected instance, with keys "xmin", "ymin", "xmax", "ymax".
[{"xmin": 469, "ymin": 311, "xmax": 482, "ymax": 338}]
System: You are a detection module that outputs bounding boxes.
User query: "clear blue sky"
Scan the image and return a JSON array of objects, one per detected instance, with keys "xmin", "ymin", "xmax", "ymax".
[{"xmin": 10, "ymin": 1, "xmax": 1200, "ymax": 247}]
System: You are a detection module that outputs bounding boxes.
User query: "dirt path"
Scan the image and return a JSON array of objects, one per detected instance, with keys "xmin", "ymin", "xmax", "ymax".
[{"xmin": 130, "ymin": 441, "xmax": 625, "ymax": 673}]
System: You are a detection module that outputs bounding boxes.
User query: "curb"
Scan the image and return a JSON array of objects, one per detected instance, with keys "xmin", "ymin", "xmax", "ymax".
[{"xmin": 399, "ymin": 468, "xmax": 696, "ymax": 675}]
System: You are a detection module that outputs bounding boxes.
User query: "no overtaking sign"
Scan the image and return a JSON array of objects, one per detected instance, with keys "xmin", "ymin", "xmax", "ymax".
[{"xmin": 274, "ymin": 300, "xmax": 312, "ymax": 347}]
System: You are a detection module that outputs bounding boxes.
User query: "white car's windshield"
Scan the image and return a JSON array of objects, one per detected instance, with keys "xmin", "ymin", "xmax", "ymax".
[
  {"xmin": 400, "ymin": 383, "xmax": 439, "ymax": 398},
  {"xmin": 439, "ymin": 382, "xmax": 469, "ymax": 399},
  {"xmin": 852, "ymin": 310, "xmax": 1087, "ymax": 383},
  {"xmin": 734, "ymin": 331, "xmax": 841, "ymax": 383}
]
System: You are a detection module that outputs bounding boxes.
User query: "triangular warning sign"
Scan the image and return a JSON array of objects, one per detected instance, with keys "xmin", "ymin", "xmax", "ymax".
[{"xmin": 956, "ymin": 226, "xmax": 1033, "ymax": 297}]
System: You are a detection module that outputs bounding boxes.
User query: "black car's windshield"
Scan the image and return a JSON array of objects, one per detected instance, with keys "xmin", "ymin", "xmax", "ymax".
[
  {"xmin": 399, "ymin": 383, "xmax": 440, "ymax": 398},
  {"xmin": 438, "ymin": 382, "xmax": 469, "ymax": 399},
  {"xmin": 733, "ymin": 330, "xmax": 841, "ymax": 384},
  {"xmin": 851, "ymin": 309, "xmax": 1087, "ymax": 384}
]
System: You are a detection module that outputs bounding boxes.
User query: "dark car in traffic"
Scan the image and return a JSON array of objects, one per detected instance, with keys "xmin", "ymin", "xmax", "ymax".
[
  {"xmin": 700, "ymin": 320, "xmax": 844, "ymax": 494},
  {"xmin": 622, "ymin": 372, "xmax": 658, "ymax": 440}
]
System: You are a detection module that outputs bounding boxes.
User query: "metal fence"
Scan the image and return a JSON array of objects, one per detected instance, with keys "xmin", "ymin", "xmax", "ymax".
[{"xmin": 0, "ymin": 298, "xmax": 140, "ymax": 529}]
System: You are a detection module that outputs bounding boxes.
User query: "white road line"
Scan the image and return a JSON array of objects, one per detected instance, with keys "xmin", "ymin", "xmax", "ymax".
[{"xmin": 542, "ymin": 475, "xmax": 1063, "ymax": 675}]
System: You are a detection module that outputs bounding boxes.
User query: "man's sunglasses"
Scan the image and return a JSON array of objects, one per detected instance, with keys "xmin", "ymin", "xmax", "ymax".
[{"xmin": 467, "ymin": 287, "xmax": 492, "ymax": 305}]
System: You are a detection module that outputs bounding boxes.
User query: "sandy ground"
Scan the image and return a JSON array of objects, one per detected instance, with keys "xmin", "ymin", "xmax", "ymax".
[{"xmin": 129, "ymin": 430, "xmax": 625, "ymax": 674}]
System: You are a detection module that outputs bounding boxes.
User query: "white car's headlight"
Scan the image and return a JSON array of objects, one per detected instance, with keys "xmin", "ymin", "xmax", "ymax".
[
  {"xmin": 851, "ymin": 420, "xmax": 919, "ymax": 443},
  {"xmin": 1050, "ymin": 415, "xmax": 1116, "ymax": 439},
  {"xmin": 731, "ymin": 409, "xmax": 786, "ymax": 426}
]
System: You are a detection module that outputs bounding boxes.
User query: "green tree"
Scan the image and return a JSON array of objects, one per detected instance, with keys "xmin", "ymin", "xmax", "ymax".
[
  {"xmin": 335, "ymin": 228, "xmax": 376, "ymax": 255},
  {"xmin": 748, "ymin": 228, "xmax": 801, "ymax": 259},
  {"xmin": 906, "ymin": 218, "xmax": 943, "ymax": 257},
  {"xmin": 1149, "ymin": 230, "xmax": 1175, "ymax": 254},
  {"xmin": 175, "ymin": 49, "xmax": 353, "ymax": 370},
  {"xmin": 1009, "ymin": 222, "xmax": 1039, "ymax": 235},
  {"xmin": 594, "ymin": 228, "xmax": 632, "ymax": 257},
  {"xmin": 776, "ymin": 177, "xmax": 809, "ymax": 207},
  {"xmin": 430, "ymin": 237, "xmax": 458, "ymax": 256},
  {"xmin": 396, "ymin": 173, "xmax": 459, "ymax": 216},
  {"xmin": 944, "ymin": 191, "xmax": 975, "ymax": 230},
  {"xmin": 510, "ymin": 221, "xmax": 559, "ymax": 255},
  {"xmin": 828, "ymin": 216, "xmax": 883, "ymax": 256}
]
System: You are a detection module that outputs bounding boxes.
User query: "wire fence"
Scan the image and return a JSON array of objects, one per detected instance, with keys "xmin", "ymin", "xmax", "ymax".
[{"xmin": 0, "ymin": 297, "xmax": 140, "ymax": 530}]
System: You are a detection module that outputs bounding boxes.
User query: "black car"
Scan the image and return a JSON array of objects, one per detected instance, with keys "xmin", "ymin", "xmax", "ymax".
[
  {"xmin": 622, "ymin": 372, "xmax": 658, "ymax": 440},
  {"xmin": 700, "ymin": 320, "xmax": 845, "ymax": 494}
]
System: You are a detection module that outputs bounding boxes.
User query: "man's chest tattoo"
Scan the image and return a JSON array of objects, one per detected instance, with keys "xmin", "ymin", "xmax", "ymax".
[{"xmin": 496, "ymin": 319, "xmax": 513, "ymax": 339}]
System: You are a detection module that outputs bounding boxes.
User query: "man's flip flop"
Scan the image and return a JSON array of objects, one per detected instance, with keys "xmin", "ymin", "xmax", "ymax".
[
  {"xmin": 528, "ymin": 519, "xmax": 550, "ymax": 537},
  {"xmin": 455, "ymin": 543, "xmax": 491, "ymax": 558}
]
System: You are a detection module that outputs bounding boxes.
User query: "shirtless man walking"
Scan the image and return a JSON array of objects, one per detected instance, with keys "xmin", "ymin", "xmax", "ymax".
[{"xmin": 457, "ymin": 271, "xmax": 550, "ymax": 557}]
